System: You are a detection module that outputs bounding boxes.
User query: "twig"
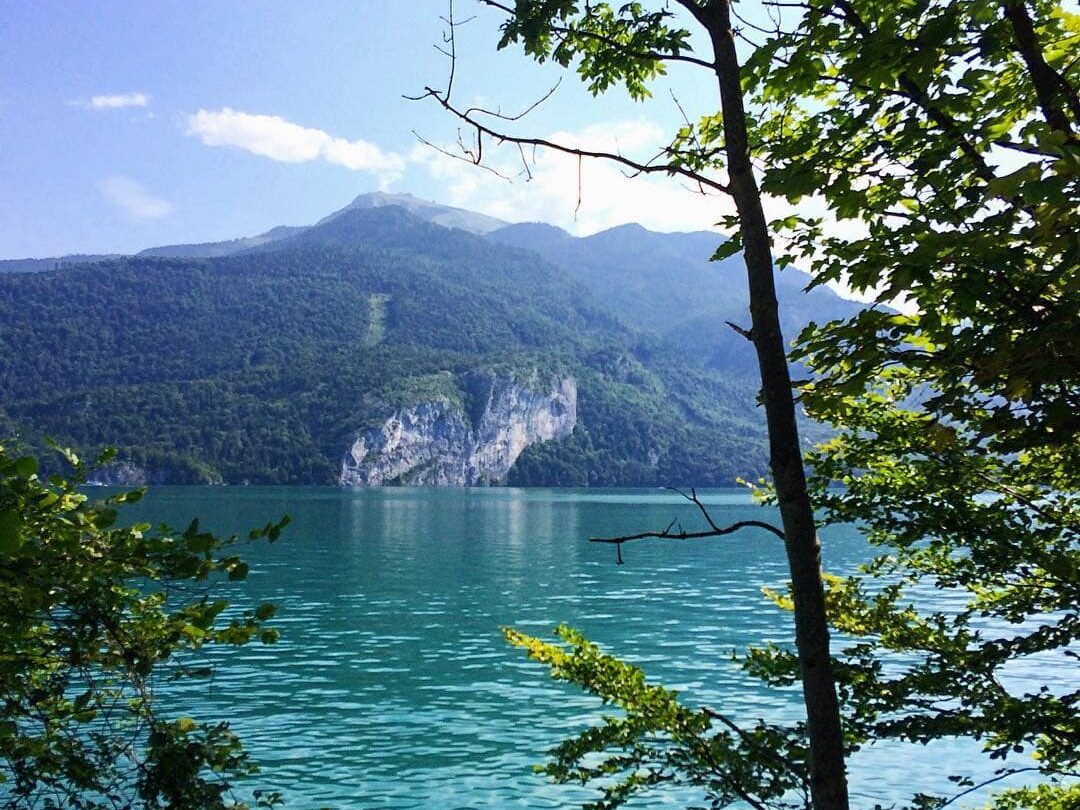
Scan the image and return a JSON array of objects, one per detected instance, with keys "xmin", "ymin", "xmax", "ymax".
[
  {"xmin": 726, "ymin": 321, "xmax": 754, "ymax": 341},
  {"xmin": 410, "ymin": 130, "xmax": 517, "ymax": 181},
  {"xmin": 459, "ymin": 80, "xmax": 562, "ymax": 122},
  {"xmin": 408, "ymin": 0, "xmax": 732, "ymax": 200},
  {"xmin": 418, "ymin": 85, "xmax": 731, "ymax": 195},
  {"xmin": 935, "ymin": 767, "xmax": 1042, "ymax": 809},
  {"xmin": 592, "ymin": 486, "xmax": 784, "ymax": 563}
]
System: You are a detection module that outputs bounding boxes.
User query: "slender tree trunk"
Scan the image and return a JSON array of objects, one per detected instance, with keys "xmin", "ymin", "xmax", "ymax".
[
  {"xmin": 698, "ymin": 2, "xmax": 850, "ymax": 807},
  {"xmin": 1002, "ymin": 0, "xmax": 1080, "ymax": 132}
]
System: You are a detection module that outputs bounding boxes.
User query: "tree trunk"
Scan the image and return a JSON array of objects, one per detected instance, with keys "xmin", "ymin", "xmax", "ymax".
[{"xmin": 701, "ymin": 2, "xmax": 850, "ymax": 807}]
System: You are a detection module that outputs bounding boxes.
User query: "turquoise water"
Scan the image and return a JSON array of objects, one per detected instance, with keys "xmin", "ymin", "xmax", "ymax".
[{"xmin": 124, "ymin": 487, "xmax": 1051, "ymax": 809}]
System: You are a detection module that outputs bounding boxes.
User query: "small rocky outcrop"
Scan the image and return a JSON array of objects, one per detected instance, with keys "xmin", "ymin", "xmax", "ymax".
[
  {"xmin": 87, "ymin": 461, "xmax": 150, "ymax": 487},
  {"xmin": 85, "ymin": 458, "xmax": 224, "ymax": 486},
  {"xmin": 340, "ymin": 371, "xmax": 577, "ymax": 486}
]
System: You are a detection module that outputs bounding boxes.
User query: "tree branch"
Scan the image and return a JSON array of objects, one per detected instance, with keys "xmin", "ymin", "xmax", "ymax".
[
  {"xmin": 726, "ymin": 320, "xmax": 755, "ymax": 341},
  {"xmin": 591, "ymin": 494, "xmax": 785, "ymax": 566},
  {"xmin": 416, "ymin": 84, "xmax": 731, "ymax": 195},
  {"xmin": 704, "ymin": 708, "xmax": 811, "ymax": 799},
  {"xmin": 936, "ymin": 766, "xmax": 1043, "ymax": 809},
  {"xmin": 829, "ymin": 0, "xmax": 997, "ymax": 183},
  {"xmin": 1002, "ymin": 0, "xmax": 1080, "ymax": 133},
  {"xmin": 409, "ymin": 3, "xmax": 731, "ymax": 195}
]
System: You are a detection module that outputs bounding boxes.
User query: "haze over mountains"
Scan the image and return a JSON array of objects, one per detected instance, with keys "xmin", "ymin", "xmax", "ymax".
[{"xmin": 0, "ymin": 193, "xmax": 860, "ymax": 486}]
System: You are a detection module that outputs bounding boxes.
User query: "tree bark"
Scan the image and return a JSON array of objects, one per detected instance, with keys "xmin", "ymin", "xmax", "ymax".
[
  {"xmin": 1002, "ymin": 0, "xmax": 1080, "ymax": 133},
  {"xmin": 689, "ymin": 2, "xmax": 851, "ymax": 807}
]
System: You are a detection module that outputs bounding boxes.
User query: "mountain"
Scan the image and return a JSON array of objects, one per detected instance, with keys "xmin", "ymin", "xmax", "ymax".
[
  {"xmin": 0, "ymin": 204, "xmax": 782, "ymax": 486},
  {"xmin": 136, "ymin": 225, "xmax": 306, "ymax": 259},
  {"xmin": 135, "ymin": 193, "xmax": 506, "ymax": 261},
  {"xmin": 489, "ymin": 221, "xmax": 862, "ymax": 374},
  {"xmin": 318, "ymin": 191, "xmax": 508, "ymax": 234}
]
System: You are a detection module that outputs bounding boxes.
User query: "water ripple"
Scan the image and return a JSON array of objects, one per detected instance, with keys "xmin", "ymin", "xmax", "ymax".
[{"xmin": 120, "ymin": 487, "xmax": 1067, "ymax": 809}]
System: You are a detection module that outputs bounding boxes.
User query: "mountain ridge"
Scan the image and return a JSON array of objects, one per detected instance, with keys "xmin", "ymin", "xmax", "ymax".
[
  {"xmin": 0, "ymin": 193, "xmax": 857, "ymax": 486},
  {"xmin": 0, "ymin": 202, "xmax": 776, "ymax": 485}
]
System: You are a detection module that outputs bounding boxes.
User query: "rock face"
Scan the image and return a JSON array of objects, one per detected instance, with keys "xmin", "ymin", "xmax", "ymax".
[
  {"xmin": 87, "ymin": 461, "xmax": 149, "ymax": 487},
  {"xmin": 340, "ymin": 371, "xmax": 577, "ymax": 486},
  {"xmin": 85, "ymin": 460, "xmax": 224, "ymax": 486}
]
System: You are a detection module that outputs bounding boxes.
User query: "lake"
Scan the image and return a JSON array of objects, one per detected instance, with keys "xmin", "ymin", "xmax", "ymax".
[{"xmin": 124, "ymin": 487, "xmax": 1048, "ymax": 809}]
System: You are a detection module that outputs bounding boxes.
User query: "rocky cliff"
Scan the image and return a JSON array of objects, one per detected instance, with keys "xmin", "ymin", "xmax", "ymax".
[
  {"xmin": 85, "ymin": 458, "xmax": 225, "ymax": 486},
  {"xmin": 340, "ymin": 371, "xmax": 577, "ymax": 486},
  {"xmin": 86, "ymin": 461, "xmax": 151, "ymax": 487}
]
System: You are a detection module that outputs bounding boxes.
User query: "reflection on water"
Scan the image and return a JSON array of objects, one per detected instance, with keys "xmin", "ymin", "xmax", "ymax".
[{"xmin": 121, "ymin": 488, "xmax": 1058, "ymax": 808}]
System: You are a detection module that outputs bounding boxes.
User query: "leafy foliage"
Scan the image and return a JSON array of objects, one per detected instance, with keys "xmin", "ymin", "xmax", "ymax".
[
  {"xmin": 745, "ymin": 0, "xmax": 1080, "ymax": 803},
  {"xmin": 487, "ymin": 0, "xmax": 1078, "ymax": 807},
  {"xmin": 749, "ymin": 0, "xmax": 1079, "ymax": 457},
  {"xmin": 504, "ymin": 626, "xmax": 812, "ymax": 810},
  {"xmin": 0, "ymin": 442, "xmax": 287, "ymax": 808},
  {"xmin": 496, "ymin": 1, "xmax": 692, "ymax": 99}
]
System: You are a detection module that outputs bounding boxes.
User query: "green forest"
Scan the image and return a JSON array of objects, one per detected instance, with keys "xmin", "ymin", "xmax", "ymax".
[{"xmin": 0, "ymin": 205, "xmax": 783, "ymax": 485}]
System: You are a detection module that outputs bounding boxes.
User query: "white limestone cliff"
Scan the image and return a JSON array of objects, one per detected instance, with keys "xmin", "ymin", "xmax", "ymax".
[{"xmin": 340, "ymin": 371, "xmax": 577, "ymax": 486}]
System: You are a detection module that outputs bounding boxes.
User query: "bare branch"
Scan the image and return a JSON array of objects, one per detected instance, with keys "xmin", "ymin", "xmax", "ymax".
[
  {"xmin": 731, "ymin": 5, "xmax": 784, "ymax": 37},
  {"xmin": 442, "ymin": 0, "xmax": 458, "ymax": 100},
  {"xmin": 408, "ymin": 0, "xmax": 730, "ymax": 199},
  {"xmin": 673, "ymin": 485, "xmax": 725, "ymax": 531},
  {"xmin": 461, "ymin": 80, "xmax": 562, "ymax": 122},
  {"xmin": 935, "ymin": 767, "xmax": 1043, "ymax": 809},
  {"xmin": 726, "ymin": 320, "xmax": 755, "ymax": 341},
  {"xmin": 591, "ymin": 519, "xmax": 785, "ymax": 546},
  {"xmin": 592, "ymin": 516, "xmax": 785, "ymax": 565},
  {"xmin": 409, "ymin": 130, "xmax": 517, "ymax": 182},
  {"xmin": 417, "ymin": 85, "xmax": 731, "ymax": 194},
  {"xmin": 590, "ymin": 487, "xmax": 783, "ymax": 564}
]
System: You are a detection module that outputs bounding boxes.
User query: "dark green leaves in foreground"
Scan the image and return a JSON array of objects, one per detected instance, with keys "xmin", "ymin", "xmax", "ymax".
[{"xmin": 0, "ymin": 442, "xmax": 287, "ymax": 809}]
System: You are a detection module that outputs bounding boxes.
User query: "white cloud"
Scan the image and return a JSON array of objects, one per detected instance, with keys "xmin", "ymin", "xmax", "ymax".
[
  {"xmin": 409, "ymin": 120, "xmax": 735, "ymax": 236},
  {"xmin": 89, "ymin": 92, "xmax": 151, "ymax": 109},
  {"xmin": 186, "ymin": 108, "xmax": 404, "ymax": 185},
  {"xmin": 97, "ymin": 175, "xmax": 174, "ymax": 220}
]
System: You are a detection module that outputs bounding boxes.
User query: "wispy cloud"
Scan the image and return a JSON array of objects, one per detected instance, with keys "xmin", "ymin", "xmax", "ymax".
[
  {"xmin": 97, "ymin": 175, "xmax": 174, "ymax": 219},
  {"xmin": 88, "ymin": 92, "xmax": 151, "ymax": 110},
  {"xmin": 186, "ymin": 108, "xmax": 404, "ymax": 185}
]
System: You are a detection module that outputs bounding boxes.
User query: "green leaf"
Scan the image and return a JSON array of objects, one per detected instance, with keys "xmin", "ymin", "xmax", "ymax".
[
  {"xmin": 14, "ymin": 456, "xmax": 38, "ymax": 479},
  {"xmin": 711, "ymin": 236, "xmax": 743, "ymax": 261},
  {"xmin": 0, "ymin": 509, "xmax": 24, "ymax": 553}
]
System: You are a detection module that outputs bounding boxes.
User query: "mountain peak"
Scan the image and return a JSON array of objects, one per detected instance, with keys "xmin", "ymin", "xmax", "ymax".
[
  {"xmin": 346, "ymin": 191, "xmax": 424, "ymax": 208},
  {"xmin": 319, "ymin": 192, "xmax": 508, "ymax": 234}
]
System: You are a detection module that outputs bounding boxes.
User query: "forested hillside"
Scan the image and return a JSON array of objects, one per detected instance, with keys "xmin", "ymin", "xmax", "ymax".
[
  {"xmin": 0, "ymin": 203, "xmax": 784, "ymax": 486},
  {"xmin": 489, "ymin": 221, "xmax": 862, "ymax": 374}
]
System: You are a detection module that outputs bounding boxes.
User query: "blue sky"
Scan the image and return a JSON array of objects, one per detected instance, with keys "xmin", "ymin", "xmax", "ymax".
[{"xmin": 0, "ymin": 1, "xmax": 766, "ymax": 258}]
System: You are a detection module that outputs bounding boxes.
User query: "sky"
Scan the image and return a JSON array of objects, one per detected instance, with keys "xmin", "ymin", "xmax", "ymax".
[{"xmin": 1, "ymin": 1, "xmax": 774, "ymax": 258}]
